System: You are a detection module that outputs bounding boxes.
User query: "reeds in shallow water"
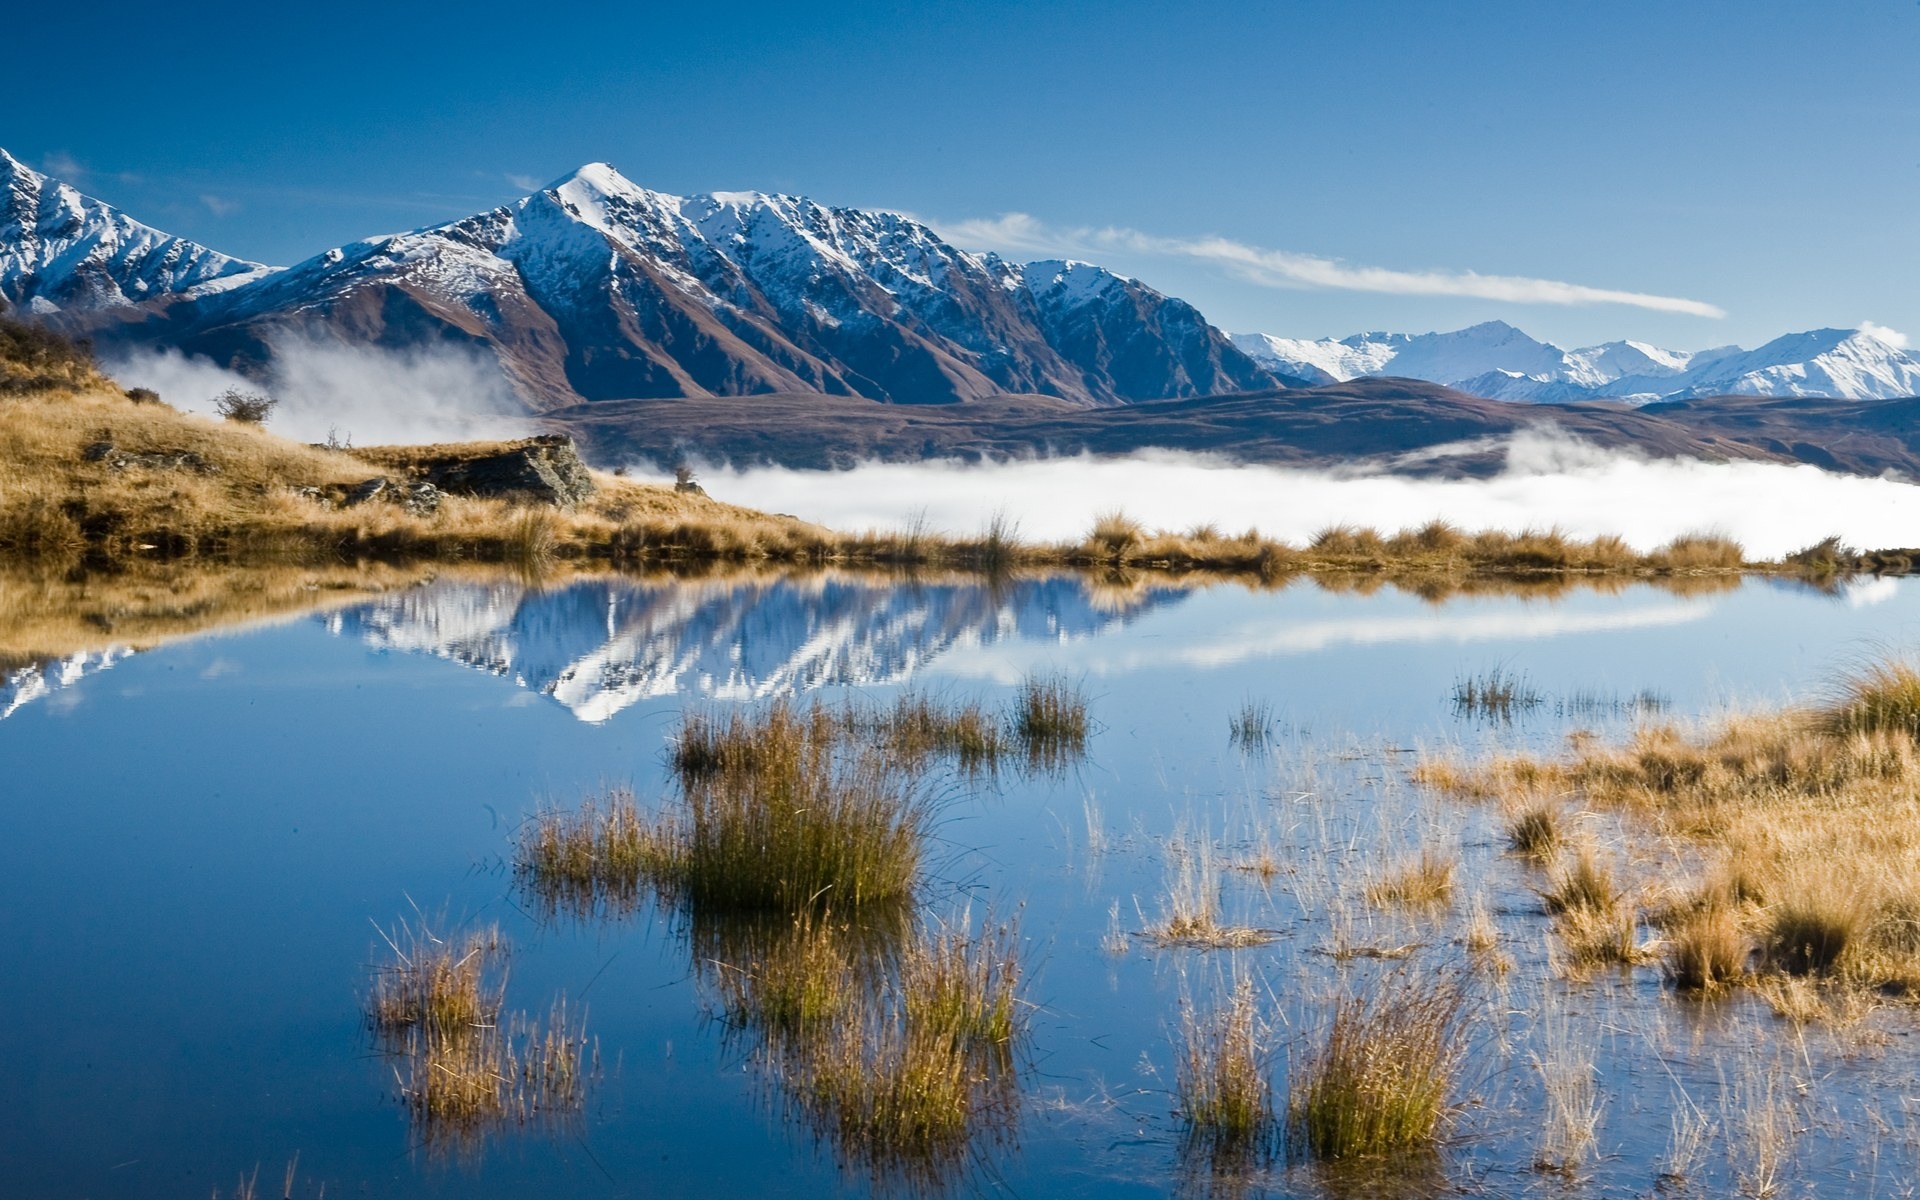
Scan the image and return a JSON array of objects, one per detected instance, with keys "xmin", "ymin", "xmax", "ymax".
[
  {"xmin": 1177, "ymin": 976, "xmax": 1277, "ymax": 1172},
  {"xmin": 1285, "ymin": 969, "xmax": 1469, "ymax": 1162},
  {"xmin": 1011, "ymin": 673, "xmax": 1089, "ymax": 771},
  {"xmin": 365, "ymin": 919, "xmax": 595, "ymax": 1159}
]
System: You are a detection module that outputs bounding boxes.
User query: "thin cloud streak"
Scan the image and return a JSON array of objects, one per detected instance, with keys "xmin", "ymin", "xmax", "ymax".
[{"xmin": 935, "ymin": 212, "xmax": 1726, "ymax": 318}]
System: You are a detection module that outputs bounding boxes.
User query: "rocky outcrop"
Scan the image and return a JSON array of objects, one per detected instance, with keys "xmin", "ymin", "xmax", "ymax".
[
  {"xmin": 413, "ymin": 435, "xmax": 596, "ymax": 506},
  {"xmin": 81, "ymin": 440, "xmax": 215, "ymax": 473},
  {"xmin": 342, "ymin": 476, "xmax": 442, "ymax": 516}
]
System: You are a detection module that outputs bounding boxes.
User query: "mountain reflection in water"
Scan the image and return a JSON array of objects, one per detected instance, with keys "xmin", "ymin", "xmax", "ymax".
[{"xmin": 323, "ymin": 574, "xmax": 1190, "ymax": 722}]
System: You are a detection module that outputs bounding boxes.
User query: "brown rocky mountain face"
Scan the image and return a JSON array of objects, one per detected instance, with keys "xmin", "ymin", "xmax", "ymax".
[{"xmin": 59, "ymin": 164, "xmax": 1288, "ymax": 412}]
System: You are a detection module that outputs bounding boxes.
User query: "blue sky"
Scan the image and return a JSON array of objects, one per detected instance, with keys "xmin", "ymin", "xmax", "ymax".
[{"xmin": 8, "ymin": 0, "xmax": 1917, "ymax": 350}]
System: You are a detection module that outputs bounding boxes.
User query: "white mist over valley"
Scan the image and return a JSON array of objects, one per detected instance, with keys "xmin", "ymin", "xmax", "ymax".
[{"xmin": 681, "ymin": 432, "xmax": 1919, "ymax": 561}]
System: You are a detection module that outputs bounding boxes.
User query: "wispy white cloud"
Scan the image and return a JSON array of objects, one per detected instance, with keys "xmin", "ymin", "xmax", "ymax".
[
  {"xmin": 505, "ymin": 172, "xmax": 543, "ymax": 192},
  {"xmin": 199, "ymin": 193, "xmax": 240, "ymax": 217},
  {"xmin": 40, "ymin": 151, "xmax": 87, "ymax": 181},
  {"xmin": 934, "ymin": 212, "xmax": 1726, "ymax": 318},
  {"xmin": 1859, "ymin": 320, "xmax": 1909, "ymax": 350}
]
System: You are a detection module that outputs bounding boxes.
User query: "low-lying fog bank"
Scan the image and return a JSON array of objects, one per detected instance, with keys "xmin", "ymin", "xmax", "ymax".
[{"xmin": 672, "ymin": 432, "xmax": 1919, "ymax": 559}]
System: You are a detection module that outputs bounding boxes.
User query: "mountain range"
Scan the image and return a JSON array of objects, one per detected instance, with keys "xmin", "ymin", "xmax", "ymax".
[
  {"xmin": 1, "ymin": 149, "xmax": 1281, "ymax": 409},
  {"xmin": 1232, "ymin": 320, "xmax": 1920, "ymax": 404},
  {"xmin": 5, "ymin": 146, "xmax": 1920, "ymax": 479},
  {"xmin": 7, "ymin": 147, "xmax": 1916, "ymax": 416}
]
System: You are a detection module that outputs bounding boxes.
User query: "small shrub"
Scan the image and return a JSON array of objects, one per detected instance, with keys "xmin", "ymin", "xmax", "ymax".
[
  {"xmin": 212, "ymin": 387, "xmax": 278, "ymax": 424},
  {"xmin": 124, "ymin": 386, "xmax": 160, "ymax": 405}
]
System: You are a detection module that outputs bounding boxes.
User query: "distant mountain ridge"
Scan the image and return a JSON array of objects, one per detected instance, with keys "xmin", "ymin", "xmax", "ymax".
[
  {"xmin": 0, "ymin": 150, "xmax": 1282, "ymax": 410},
  {"xmin": 1232, "ymin": 320, "xmax": 1920, "ymax": 404}
]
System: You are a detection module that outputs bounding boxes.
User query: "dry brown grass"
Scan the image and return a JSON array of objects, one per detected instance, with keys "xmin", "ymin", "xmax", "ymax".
[
  {"xmin": 1418, "ymin": 659, "xmax": 1920, "ymax": 1006},
  {"xmin": 1364, "ymin": 849, "xmax": 1457, "ymax": 909}
]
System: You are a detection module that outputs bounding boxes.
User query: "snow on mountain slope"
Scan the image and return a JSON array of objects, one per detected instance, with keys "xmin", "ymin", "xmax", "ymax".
[
  {"xmin": 0, "ymin": 149, "xmax": 272, "ymax": 312},
  {"xmin": 80, "ymin": 162, "xmax": 1277, "ymax": 409},
  {"xmin": 1234, "ymin": 319, "xmax": 1920, "ymax": 403}
]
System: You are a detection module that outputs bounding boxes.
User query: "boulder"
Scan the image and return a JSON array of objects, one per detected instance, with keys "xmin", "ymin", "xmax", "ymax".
[
  {"xmin": 343, "ymin": 476, "xmax": 442, "ymax": 517},
  {"xmin": 81, "ymin": 440, "xmax": 215, "ymax": 473},
  {"xmin": 419, "ymin": 434, "xmax": 595, "ymax": 506}
]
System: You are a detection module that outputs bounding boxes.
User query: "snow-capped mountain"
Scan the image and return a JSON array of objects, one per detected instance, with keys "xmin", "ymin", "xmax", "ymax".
[
  {"xmin": 326, "ymin": 572, "xmax": 1184, "ymax": 723},
  {"xmin": 1231, "ymin": 320, "xmax": 1920, "ymax": 404},
  {"xmin": 0, "ymin": 150, "xmax": 272, "ymax": 313},
  {"xmin": 43, "ymin": 156, "xmax": 1278, "ymax": 409}
]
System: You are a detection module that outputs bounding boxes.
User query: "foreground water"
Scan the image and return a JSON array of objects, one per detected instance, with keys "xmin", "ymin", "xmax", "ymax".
[{"xmin": 5, "ymin": 569, "xmax": 1920, "ymax": 1198}]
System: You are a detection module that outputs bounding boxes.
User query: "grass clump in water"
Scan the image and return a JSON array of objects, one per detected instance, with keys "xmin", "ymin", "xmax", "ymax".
[
  {"xmin": 842, "ymin": 691, "xmax": 1007, "ymax": 775},
  {"xmin": 791, "ymin": 914, "xmax": 1026, "ymax": 1187},
  {"xmin": 1285, "ymin": 969, "xmax": 1469, "ymax": 1162},
  {"xmin": 365, "ymin": 919, "xmax": 595, "ymax": 1158},
  {"xmin": 1177, "ymin": 976, "xmax": 1277, "ymax": 1170},
  {"xmin": 1364, "ymin": 849, "xmax": 1457, "ymax": 909},
  {"xmin": 1504, "ymin": 800, "xmax": 1562, "ymax": 858},
  {"xmin": 367, "ymin": 918, "xmax": 507, "ymax": 1040},
  {"xmin": 1228, "ymin": 697, "xmax": 1274, "ymax": 751},
  {"xmin": 513, "ymin": 786, "xmax": 663, "ymax": 920},
  {"xmin": 1451, "ymin": 666, "xmax": 1544, "ymax": 721},
  {"xmin": 1011, "ymin": 672, "xmax": 1089, "ymax": 769},
  {"xmin": 1663, "ymin": 897, "xmax": 1748, "ymax": 992},
  {"xmin": 663, "ymin": 700, "xmax": 932, "ymax": 915}
]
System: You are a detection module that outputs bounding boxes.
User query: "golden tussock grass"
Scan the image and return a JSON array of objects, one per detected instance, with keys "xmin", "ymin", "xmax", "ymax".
[
  {"xmin": 1418, "ymin": 654, "xmax": 1920, "ymax": 1006},
  {"xmin": 364, "ymin": 918, "xmax": 595, "ymax": 1158},
  {"xmin": 1285, "ymin": 968, "xmax": 1469, "ymax": 1162},
  {"xmin": 1363, "ymin": 849, "xmax": 1457, "ymax": 910},
  {"xmin": 1176, "ymin": 976, "xmax": 1277, "ymax": 1169}
]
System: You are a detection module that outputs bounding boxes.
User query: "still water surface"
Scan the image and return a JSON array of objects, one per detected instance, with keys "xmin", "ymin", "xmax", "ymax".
[{"xmin": 4, "ymin": 571, "xmax": 1919, "ymax": 1198}]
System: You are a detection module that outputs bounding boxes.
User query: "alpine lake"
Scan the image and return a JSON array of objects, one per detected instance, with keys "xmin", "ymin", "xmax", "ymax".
[{"xmin": 7, "ymin": 563, "xmax": 1920, "ymax": 1199}]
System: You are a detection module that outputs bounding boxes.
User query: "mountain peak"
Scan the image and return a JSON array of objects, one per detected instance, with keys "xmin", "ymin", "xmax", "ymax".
[{"xmin": 0, "ymin": 146, "xmax": 271, "ymax": 312}]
